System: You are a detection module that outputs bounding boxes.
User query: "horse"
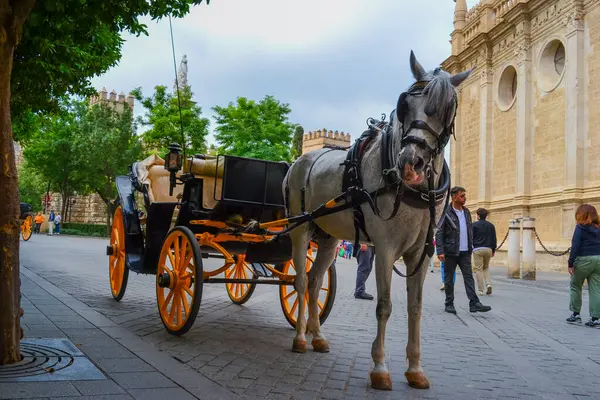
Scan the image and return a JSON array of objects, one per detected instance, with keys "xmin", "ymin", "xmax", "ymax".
[{"xmin": 281, "ymin": 51, "xmax": 472, "ymax": 390}]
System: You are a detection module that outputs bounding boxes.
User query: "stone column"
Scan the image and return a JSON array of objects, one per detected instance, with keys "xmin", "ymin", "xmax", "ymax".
[
  {"xmin": 564, "ymin": 9, "xmax": 586, "ymax": 192},
  {"xmin": 479, "ymin": 68, "xmax": 493, "ymax": 204},
  {"xmin": 521, "ymin": 217, "xmax": 536, "ymax": 280},
  {"xmin": 507, "ymin": 218, "xmax": 522, "ymax": 279},
  {"xmin": 450, "ymin": 87, "xmax": 463, "ymax": 185},
  {"xmin": 515, "ymin": 41, "xmax": 533, "ymax": 200}
]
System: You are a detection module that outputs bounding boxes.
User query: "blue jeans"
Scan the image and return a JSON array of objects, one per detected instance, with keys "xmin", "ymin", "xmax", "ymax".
[
  {"xmin": 440, "ymin": 261, "xmax": 456, "ymax": 284},
  {"xmin": 355, "ymin": 246, "xmax": 374, "ymax": 295}
]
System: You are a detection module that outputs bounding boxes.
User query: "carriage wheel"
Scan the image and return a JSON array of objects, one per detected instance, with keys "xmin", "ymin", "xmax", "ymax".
[
  {"xmin": 279, "ymin": 247, "xmax": 337, "ymax": 329},
  {"xmin": 225, "ymin": 255, "xmax": 257, "ymax": 305},
  {"xmin": 156, "ymin": 226, "xmax": 203, "ymax": 336},
  {"xmin": 108, "ymin": 205, "xmax": 129, "ymax": 301},
  {"xmin": 21, "ymin": 214, "xmax": 33, "ymax": 241}
]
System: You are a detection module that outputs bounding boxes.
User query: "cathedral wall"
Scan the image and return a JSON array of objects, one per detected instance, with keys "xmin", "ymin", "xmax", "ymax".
[
  {"xmin": 458, "ymin": 79, "xmax": 480, "ymax": 198},
  {"xmin": 586, "ymin": 4, "xmax": 600, "ymax": 184}
]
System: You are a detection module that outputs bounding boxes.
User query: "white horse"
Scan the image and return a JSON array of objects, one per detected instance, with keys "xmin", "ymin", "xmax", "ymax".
[{"xmin": 282, "ymin": 51, "xmax": 472, "ymax": 390}]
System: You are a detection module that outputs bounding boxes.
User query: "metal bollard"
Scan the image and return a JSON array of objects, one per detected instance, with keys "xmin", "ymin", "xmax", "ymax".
[
  {"xmin": 507, "ymin": 218, "xmax": 522, "ymax": 279},
  {"xmin": 521, "ymin": 217, "xmax": 536, "ymax": 280}
]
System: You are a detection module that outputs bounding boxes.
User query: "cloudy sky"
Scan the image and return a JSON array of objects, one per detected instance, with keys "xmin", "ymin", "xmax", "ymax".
[{"xmin": 91, "ymin": 0, "xmax": 466, "ymax": 146}]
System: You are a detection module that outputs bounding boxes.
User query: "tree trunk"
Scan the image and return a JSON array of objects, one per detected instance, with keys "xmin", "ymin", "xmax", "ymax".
[
  {"xmin": 60, "ymin": 189, "xmax": 69, "ymax": 219},
  {"xmin": 0, "ymin": 0, "xmax": 36, "ymax": 365},
  {"xmin": 0, "ymin": 26, "xmax": 21, "ymax": 367}
]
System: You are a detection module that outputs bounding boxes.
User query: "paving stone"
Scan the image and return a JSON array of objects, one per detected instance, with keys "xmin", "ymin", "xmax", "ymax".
[
  {"xmin": 127, "ymin": 387, "xmax": 197, "ymax": 400},
  {"xmin": 73, "ymin": 380, "xmax": 127, "ymax": 395},
  {"xmin": 109, "ymin": 372, "xmax": 177, "ymax": 389},
  {"xmin": 0, "ymin": 382, "xmax": 80, "ymax": 399},
  {"xmin": 92, "ymin": 357, "xmax": 156, "ymax": 373}
]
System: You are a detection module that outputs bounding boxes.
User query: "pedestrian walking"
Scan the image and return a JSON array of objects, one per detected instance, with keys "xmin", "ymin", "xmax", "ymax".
[
  {"xmin": 566, "ymin": 204, "xmax": 600, "ymax": 328},
  {"xmin": 472, "ymin": 208, "xmax": 497, "ymax": 296},
  {"xmin": 47, "ymin": 210, "xmax": 55, "ymax": 235},
  {"xmin": 355, "ymin": 244, "xmax": 374, "ymax": 300},
  {"xmin": 54, "ymin": 214, "xmax": 62, "ymax": 235},
  {"xmin": 34, "ymin": 212, "xmax": 44, "ymax": 234},
  {"xmin": 435, "ymin": 186, "xmax": 491, "ymax": 314}
]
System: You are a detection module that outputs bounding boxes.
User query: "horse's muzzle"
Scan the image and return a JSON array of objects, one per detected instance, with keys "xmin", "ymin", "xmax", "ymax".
[{"xmin": 398, "ymin": 148, "xmax": 426, "ymax": 186}]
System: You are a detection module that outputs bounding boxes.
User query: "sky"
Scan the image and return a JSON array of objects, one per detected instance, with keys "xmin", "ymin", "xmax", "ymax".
[{"xmin": 91, "ymin": 0, "xmax": 465, "ymax": 149}]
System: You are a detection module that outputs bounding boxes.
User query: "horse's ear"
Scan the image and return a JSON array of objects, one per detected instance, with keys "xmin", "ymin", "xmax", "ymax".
[
  {"xmin": 450, "ymin": 67, "xmax": 475, "ymax": 87},
  {"xmin": 410, "ymin": 50, "xmax": 426, "ymax": 81}
]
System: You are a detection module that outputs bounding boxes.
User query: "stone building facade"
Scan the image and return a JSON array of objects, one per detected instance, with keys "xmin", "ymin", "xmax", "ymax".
[
  {"xmin": 302, "ymin": 129, "xmax": 351, "ymax": 154},
  {"xmin": 441, "ymin": 0, "xmax": 600, "ymax": 271}
]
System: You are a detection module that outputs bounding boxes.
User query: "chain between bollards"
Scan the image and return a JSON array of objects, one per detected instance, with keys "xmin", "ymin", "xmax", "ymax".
[{"xmin": 532, "ymin": 227, "xmax": 571, "ymax": 257}]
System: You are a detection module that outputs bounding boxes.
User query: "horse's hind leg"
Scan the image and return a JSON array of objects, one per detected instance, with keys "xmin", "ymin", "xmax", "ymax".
[
  {"xmin": 404, "ymin": 252, "xmax": 430, "ymax": 389},
  {"xmin": 306, "ymin": 236, "xmax": 338, "ymax": 353},
  {"xmin": 370, "ymin": 249, "xmax": 394, "ymax": 390},
  {"xmin": 290, "ymin": 224, "xmax": 312, "ymax": 353}
]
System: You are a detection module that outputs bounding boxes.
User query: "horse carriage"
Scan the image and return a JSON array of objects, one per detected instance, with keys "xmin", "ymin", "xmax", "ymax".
[
  {"xmin": 20, "ymin": 202, "xmax": 34, "ymax": 241},
  {"xmin": 106, "ymin": 146, "xmax": 336, "ymax": 335}
]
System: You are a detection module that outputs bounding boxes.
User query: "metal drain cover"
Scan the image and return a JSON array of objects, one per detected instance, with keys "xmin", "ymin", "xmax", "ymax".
[{"xmin": 0, "ymin": 338, "xmax": 106, "ymax": 382}]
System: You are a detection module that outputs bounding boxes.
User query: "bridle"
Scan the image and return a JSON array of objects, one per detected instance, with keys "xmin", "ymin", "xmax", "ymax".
[{"xmin": 395, "ymin": 81, "xmax": 458, "ymax": 174}]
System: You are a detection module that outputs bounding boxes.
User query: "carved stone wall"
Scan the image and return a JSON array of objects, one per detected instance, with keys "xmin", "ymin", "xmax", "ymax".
[{"xmin": 442, "ymin": 0, "xmax": 600, "ymax": 272}]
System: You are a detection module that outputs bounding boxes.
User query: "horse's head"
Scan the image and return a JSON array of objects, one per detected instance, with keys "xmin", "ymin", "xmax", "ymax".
[{"xmin": 393, "ymin": 51, "xmax": 472, "ymax": 186}]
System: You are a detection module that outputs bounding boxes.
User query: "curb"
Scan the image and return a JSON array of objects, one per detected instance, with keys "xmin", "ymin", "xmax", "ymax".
[{"xmin": 20, "ymin": 265, "xmax": 240, "ymax": 400}]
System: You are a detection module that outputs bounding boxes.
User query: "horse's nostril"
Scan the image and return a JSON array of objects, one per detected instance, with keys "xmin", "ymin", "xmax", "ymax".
[{"xmin": 413, "ymin": 157, "xmax": 425, "ymax": 172}]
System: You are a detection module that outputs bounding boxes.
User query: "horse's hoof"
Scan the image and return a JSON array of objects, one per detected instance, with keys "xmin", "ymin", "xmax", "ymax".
[
  {"xmin": 370, "ymin": 371, "xmax": 392, "ymax": 390},
  {"xmin": 292, "ymin": 339, "xmax": 307, "ymax": 353},
  {"xmin": 405, "ymin": 371, "xmax": 430, "ymax": 389},
  {"xmin": 311, "ymin": 338, "xmax": 330, "ymax": 353}
]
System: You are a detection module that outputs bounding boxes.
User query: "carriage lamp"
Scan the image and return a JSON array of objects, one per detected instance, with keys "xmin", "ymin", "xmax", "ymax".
[
  {"xmin": 165, "ymin": 143, "xmax": 183, "ymax": 196},
  {"xmin": 165, "ymin": 143, "xmax": 183, "ymax": 172}
]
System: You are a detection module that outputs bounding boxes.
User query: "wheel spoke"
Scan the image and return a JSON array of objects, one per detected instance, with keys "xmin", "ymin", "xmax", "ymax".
[
  {"xmin": 290, "ymin": 298, "xmax": 299, "ymax": 315},
  {"xmin": 180, "ymin": 289, "xmax": 190, "ymax": 315},
  {"xmin": 284, "ymin": 290, "xmax": 296, "ymax": 301},
  {"xmin": 161, "ymin": 290, "xmax": 174, "ymax": 313},
  {"xmin": 168, "ymin": 249, "xmax": 176, "ymax": 271},
  {"xmin": 169, "ymin": 292, "xmax": 178, "ymax": 324}
]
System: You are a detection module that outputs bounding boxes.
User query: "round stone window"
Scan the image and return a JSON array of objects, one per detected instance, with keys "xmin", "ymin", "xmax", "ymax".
[
  {"xmin": 496, "ymin": 65, "xmax": 518, "ymax": 111},
  {"xmin": 538, "ymin": 39, "xmax": 566, "ymax": 92}
]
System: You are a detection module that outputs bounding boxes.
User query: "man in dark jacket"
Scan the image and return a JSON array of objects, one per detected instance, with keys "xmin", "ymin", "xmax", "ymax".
[
  {"xmin": 435, "ymin": 187, "xmax": 491, "ymax": 314},
  {"xmin": 472, "ymin": 208, "xmax": 497, "ymax": 295}
]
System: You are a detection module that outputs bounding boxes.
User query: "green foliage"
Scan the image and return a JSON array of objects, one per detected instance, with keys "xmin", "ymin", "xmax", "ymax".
[
  {"xmin": 76, "ymin": 101, "xmax": 143, "ymax": 207},
  {"xmin": 22, "ymin": 98, "xmax": 90, "ymax": 206},
  {"xmin": 17, "ymin": 162, "xmax": 46, "ymax": 211},
  {"xmin": 291, "ymin": 125, "xmax": 304, "ymax": 160},
  {"xmin": 61, "ymin": 223, "xmax": 107, "ymax": 237},
  {"xmin": 9, "ymin": 0, "xmax": 211, "ymax": 141},
  {"xmin": 132, "ymin": 85, "xmax": 209, "ymax": 157},
  {"xmin": 212, "ymin": 95, "xmax": 295, "ymax": 162}
]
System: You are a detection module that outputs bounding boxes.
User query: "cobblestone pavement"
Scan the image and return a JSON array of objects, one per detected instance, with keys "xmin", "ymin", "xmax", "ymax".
[{"xmin": 20, "ymin": 235, "xmax": 600, "ymax": 399}]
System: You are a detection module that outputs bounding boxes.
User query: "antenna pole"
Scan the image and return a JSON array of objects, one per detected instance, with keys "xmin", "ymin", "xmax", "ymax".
[{"xmin": 168, "ymin": 15, "xmax": 187, "ymax": 168}]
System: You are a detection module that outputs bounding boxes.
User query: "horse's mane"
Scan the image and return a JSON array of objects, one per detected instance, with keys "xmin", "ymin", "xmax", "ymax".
[{"xmin": 421, "ymin": 68, "xmax": 456, "ymax": 126}]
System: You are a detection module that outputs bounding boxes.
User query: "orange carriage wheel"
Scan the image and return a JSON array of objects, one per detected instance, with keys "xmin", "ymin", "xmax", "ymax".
[
  {"xmin": 21, "ymin": 214, "xmax": 33, "ymax": 241},
  {"xmin": 279, "ymin": 244, "xmax": 337, "ymax": 329},
  {"xmin": 225, "ymin": 255, "xmax": 257, "ymax": 305},
  {"xmin": 156, "ymin": 226, "xmax": 203, "ymax": 336},
  {"xmin": 108, "ymin": 205, "xmax": 129, "ymax": 301}
]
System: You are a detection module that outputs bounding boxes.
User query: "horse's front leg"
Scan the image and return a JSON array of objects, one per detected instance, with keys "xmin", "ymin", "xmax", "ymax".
[
  {"xmin": 370, "ymin": 249, "xmax": 394, "ymax": 390},
  {"xmin": 306, "ymin": 237, "xmax": 338, "ymax": 353},
  {"xmin": 404, "ymin": 251, "xmax": 430, "ymax": 389}
]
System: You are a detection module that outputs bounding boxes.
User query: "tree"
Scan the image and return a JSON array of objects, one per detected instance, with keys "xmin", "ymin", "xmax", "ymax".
[
  {"xmin": 17, "ymin": 161, "xmax": 46, "ymax": 212},
  {"xmin": 212, "ymin": 95, "xmax": 295, "ymax": 162},
  {"xmin": 291, "ymin": 124, "xmax": 304, "ymax": 160},
  {"xmin": 22, "ymin": 98, "xmax": 90, "ymax": 219},
  {"xmin": 77, "ymin": 100, "xmax": 142, "ymax": 234},
  {"xmin": 0, "ymin": 0, "xmax": 211, "ymax": 365},
  {"xmin": 133, "ymin": 85, "xmax": 209, "ymax": 157}
]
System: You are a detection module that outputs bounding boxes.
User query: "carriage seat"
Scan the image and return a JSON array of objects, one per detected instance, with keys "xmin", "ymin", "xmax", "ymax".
[{"xmin": 134, "ymin": 154, "xmax": 223, "ymax": 209}]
